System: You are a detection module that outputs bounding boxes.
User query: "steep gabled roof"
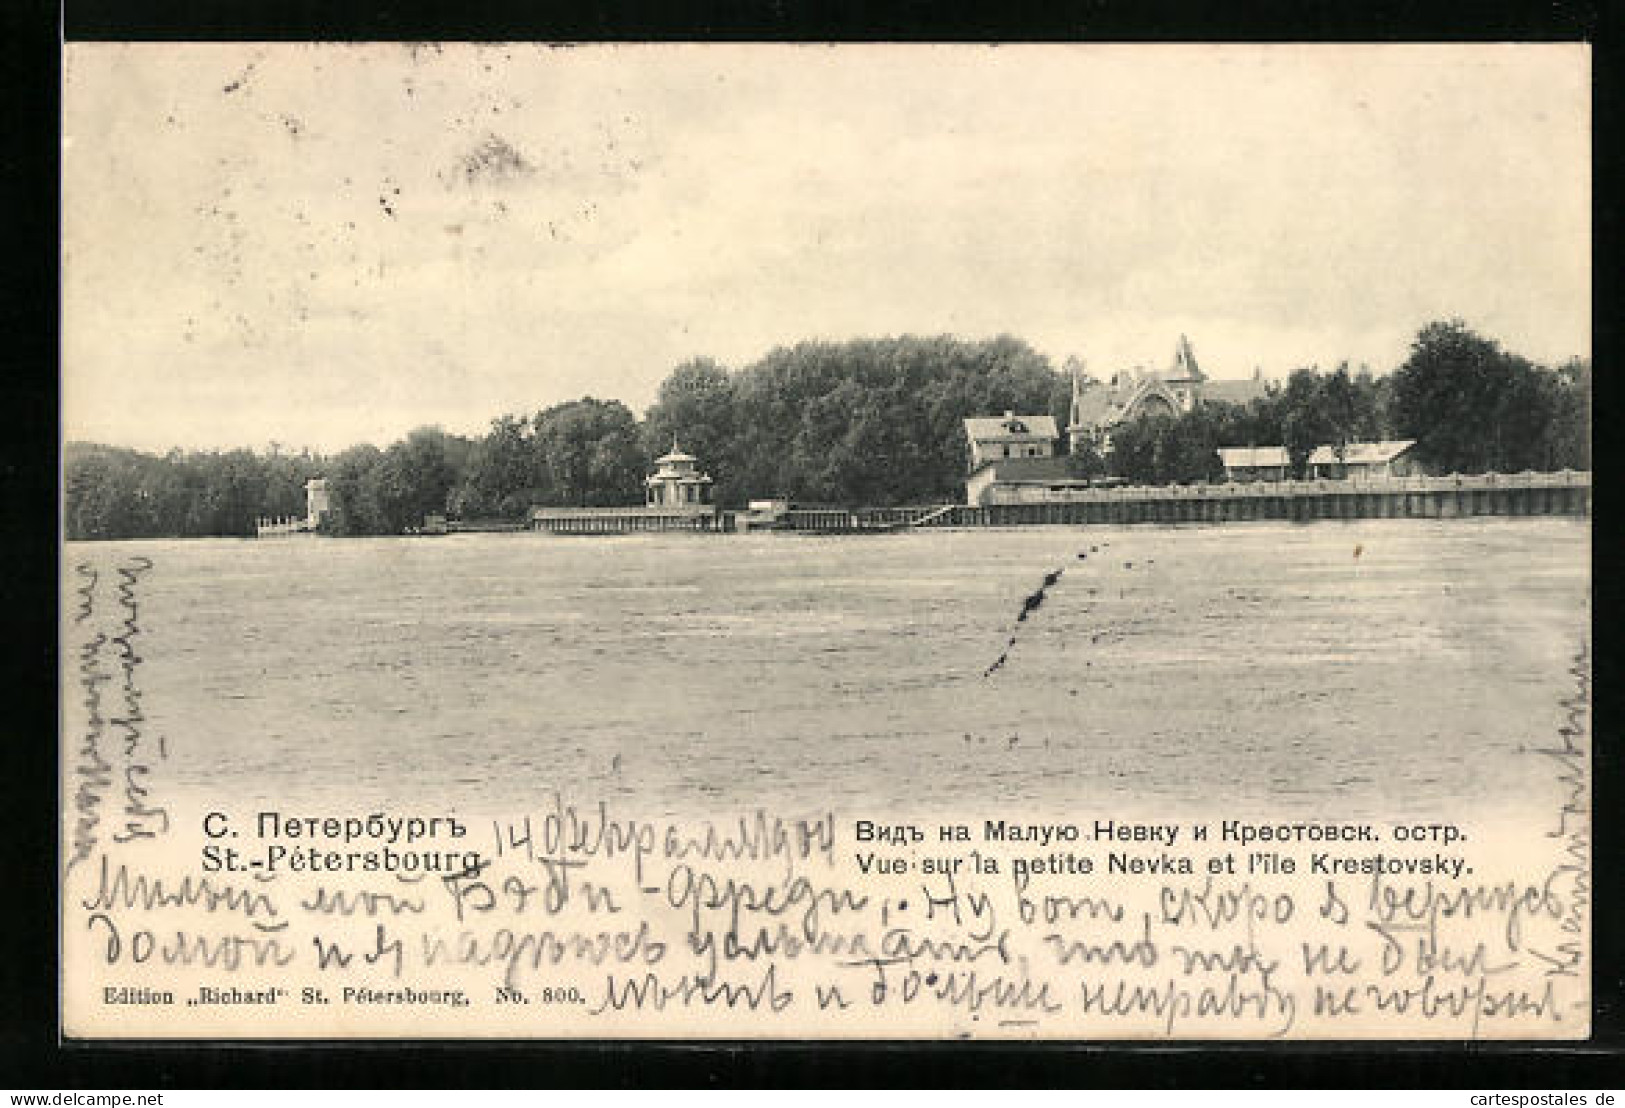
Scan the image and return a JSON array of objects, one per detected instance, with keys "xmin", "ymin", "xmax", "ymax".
[
  {"xmin": 1120, "ymin": 376, "xmax": 1181, "ymax": 415},
  {"xmin": 1308, "ymin": 440, "xmax": 1417, "ymax": 466},
  {"xmin": 1167, "ymin": 334, "xmax": 1206, "ymax": 382},
  {"xmin": 1068, "ymin": 386, "xmax": 1124, "ymax": 431},
  {"xmin": 1203, "ymin": 377, "xmax": 1272, "ymax": 407},
  {"xmin": 1072, "ymin": 376, "xmax": 1182, "ymax": 432},
  {"xmin": 964, "ymin": 414, "xmax": 1059, "ymax": 442}
]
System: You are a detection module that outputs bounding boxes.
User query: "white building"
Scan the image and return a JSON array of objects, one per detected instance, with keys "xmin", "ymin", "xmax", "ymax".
[
  {"xmin": 1214, "ymin": 440, "xmax": 1425, "ymax": 482},
  {"xmin": 962, "ymin": 412, "xmax": 1060, "ymax": 470},
  {"xmin": 1307, "ymin": 440, "xmax": 1422, "ymax": 480},
  {"xmin": 304, "ymin": 478, "xmax": 331, "ymax": 529},
  {"xmin": 1217, "ymin": 447, "xmax": 1290, "ymax": 483},
  {"xmin": 1068, "ymin": 337, "xmax": 1270, "ymax": 456},
  {"xmin": 965, "ymin": 457, "xmax": 1097, "ymax": 506},
  {"xmin": 962, "ymin": 413, "xmax": 1102, "ymax": 506},
  {"xmin": 644, "ymin": 442, "xmax": 714, "ymax": 508}
]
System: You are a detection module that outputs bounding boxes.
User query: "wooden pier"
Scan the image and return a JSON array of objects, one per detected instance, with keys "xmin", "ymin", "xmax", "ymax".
[
  {"xmin": 446, "ymin": 519, "xmax": 529, "ymax": 534},
  {"xmin": 780, "ymin": 504, "xmax": 961, "ymax": 533},
  {"xmin": 767, "ymin": 472, "xmax": 1589, "ymax": 531},
  {"xmin": 528, "ymin": 506, "xmax": 733, "ymax": 534},
  {"xmin": 254, "ymin": 515, "xmax": 313, "ymax": 537},
  {"xmin": 482, "ymin": 471, "xmax": 1591, "ymax": 538},
  {"xmin": 926, "ymin": 470, "xmax": 1591, "ymax": 528}
]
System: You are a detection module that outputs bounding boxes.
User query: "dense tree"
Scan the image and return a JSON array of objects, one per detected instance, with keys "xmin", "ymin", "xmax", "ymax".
[
  {"xmin": 450, "ymin": 414, "xmax": 535, "ymax": 519},
  {"xmin": 1545, "ymin": 358, "xmax": 1591, "ymax": 470},
  {"xmin": 324, "ymin": 443, "xmax": 387, "ymax": 536},
  {"xmin": 1389, "ymin": 320, "xmax": 1580, "ymax": 474},
  {"xmin": 641, "ymin": 358, "xmax": 738, "ymax": 497},
  {"xmin": 63, "ymin": 442, "xmax": 324, "ymax": 539},
  {"xmin": 1317, "ymin": 365, "xmax": 1358, "ymax": 453},
  {"xmin": 1108, "ymin": 403, "xmax": 1237, "ymax": 485},
  {"xmin": 64, "ymin": 448, "xmax": 139, "ymax": 539},
  {"xmin": 1347, "ymin": 364, "xmax": 1393, "ymax": 443},
  {"xmin": 1278, "ymin": 369, "xmax": 1336, "ymax": 477},
  {"xmin": 60, "ymin": 322, "xmax": 1590, "ymax": 540},
  {"xmin": 532, "ymin": 398, "xmax": 644, "ymax": 507},
  {"xmin": 720, "ymin": 334, "xmax": 1067, "ymax": 506},
  {"xmin": 1106, "ymin": 413, "xmax": 1167, "ymax": 485},
  {"xmin": 373, "ymin": 428, "xmax": 463, "ymax": 532},
  {"xmin": 1065, "ymin": 439, "xmax": 1108, "ymax": 480}
]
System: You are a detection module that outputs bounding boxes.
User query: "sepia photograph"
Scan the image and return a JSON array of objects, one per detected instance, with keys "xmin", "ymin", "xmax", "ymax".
[{"xmin": 60, "ymin": 42, "xmax": 1590, "ymax": 1040}]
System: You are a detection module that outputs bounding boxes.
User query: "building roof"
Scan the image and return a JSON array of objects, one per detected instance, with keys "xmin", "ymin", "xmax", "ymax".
[
  {"xmin": 653, "ymin": 435, "xmax": 699, "ymax": 465},
  {"xmin": 1203, "ymin": 377, "xmax": 1272, "ymax": 407},
  {"xmin": 964, "ymin": 414, "xmax": 1059, "ymax": 442},
  {"xmin": 1069, "ymin": 383, "xmax": 1130, "ymax": 430},
  {"xmin": 1070, "ymin": 374, "xmax": 1185, "ymax": 432},
  {"xmin": 968, "ymin": 456, "xmax": 1089, "ymax": 485},
  {"xmin": 1218, "ymin": 446, "xmax": 1289, "ymax": 469},
  {"xmin": 1307, "ymin": 439, "xmax": 1417, "ymax": 466}
]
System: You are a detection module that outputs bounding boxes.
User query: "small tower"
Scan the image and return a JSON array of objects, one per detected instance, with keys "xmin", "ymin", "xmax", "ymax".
[
  {"xmin": 645, "ymin": 441, "xmax": 713, "ymax": 508},
  {"xmin": 1065, "ymin": 355, "xmax": 1091, "ymax": 455},
  {"xmin": 305, "ymin": 477, "xmax": 331, "ymax": 529},
  {"xmin": 1169, "ymin": 334, "xmax": 1205, "ymax": 383},
  {"xmin": 1165, "ymin": 334, "xmax": 1205, "ymax": 413}
]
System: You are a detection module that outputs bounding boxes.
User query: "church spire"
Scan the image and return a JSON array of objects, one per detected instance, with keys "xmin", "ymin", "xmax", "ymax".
[
  {"xmin": 1066, "ymin": 355, "xmax": 1087, "ymax": 430},
  {"xmin": 1172, "ymin": 334, "xmax": 1204, "ymax": 381}
]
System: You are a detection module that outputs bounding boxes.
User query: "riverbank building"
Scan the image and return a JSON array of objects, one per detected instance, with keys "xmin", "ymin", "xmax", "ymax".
[
  {"xmin": 645, "ymin": 441, "xmax": 714, "ymax": 508},
  {"xmin": 1067, "ymin": 336, "xmax": 1270, "ymax": 455}
]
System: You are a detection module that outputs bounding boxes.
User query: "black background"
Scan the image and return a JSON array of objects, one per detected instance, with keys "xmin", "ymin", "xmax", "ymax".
[{"xmin": 5, "ymin": 0, "xmax": 1620, "ymax": 1088}]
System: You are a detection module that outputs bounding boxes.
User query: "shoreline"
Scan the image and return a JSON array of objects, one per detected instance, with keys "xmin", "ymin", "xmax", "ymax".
[{"xmin": 64, "ymin": 513, "xmax": 1593, "ymax": 544}]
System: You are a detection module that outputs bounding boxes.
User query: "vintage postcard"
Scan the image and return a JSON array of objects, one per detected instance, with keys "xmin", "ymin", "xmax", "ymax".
[{"xmin": 60, "ymin": 43, "xmax": 1591, "ymax": 1039}]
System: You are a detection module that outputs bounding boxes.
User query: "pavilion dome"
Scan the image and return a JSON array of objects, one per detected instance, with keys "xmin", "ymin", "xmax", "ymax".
[{"xmin": 654, "ymin": 437, "xmax": 698, "ymax": 465}]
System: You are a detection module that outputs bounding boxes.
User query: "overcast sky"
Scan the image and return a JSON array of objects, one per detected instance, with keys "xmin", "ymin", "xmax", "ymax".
[{"xmin": 63, "ymin": 43, "xmax": 1590, "ymax": 454}]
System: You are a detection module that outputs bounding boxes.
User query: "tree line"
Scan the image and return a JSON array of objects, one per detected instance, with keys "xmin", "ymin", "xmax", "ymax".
[
  {"xmin": 64, "ymin": 322, "xmax": 1588, "ymax": 539},
  {"xmin": 64, "ymin": 443, "xmax": 326, "ymax": 540}
]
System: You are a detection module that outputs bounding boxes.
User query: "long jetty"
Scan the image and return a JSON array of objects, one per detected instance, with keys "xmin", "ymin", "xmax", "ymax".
[
  {"xmin": 255, "ymin": 514, "xmax": 313, "ymax": 537},
  {"xmin": 794, "ymin": 470, "xmax": 1591, "ymax": 531},
  {"xmin": 529, "ymin": 505, "xmax": 731, "ymax": 534},
  {"xmin": 518, "ymin": 470, "xmax": 1586, "ymax": 535}
]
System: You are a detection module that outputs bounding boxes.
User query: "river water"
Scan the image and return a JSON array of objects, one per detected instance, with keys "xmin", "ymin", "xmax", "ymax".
[{"xmin": 63, "ymin": 519, "xmax": 1589, "ymax": 825}]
